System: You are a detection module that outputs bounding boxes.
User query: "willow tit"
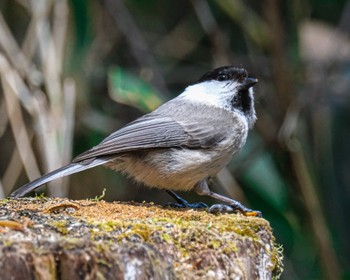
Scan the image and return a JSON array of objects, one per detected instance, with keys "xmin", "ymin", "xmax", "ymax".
[{"xmin": 10, "ymin": 66, "xmax": 260, "ymax": 216}]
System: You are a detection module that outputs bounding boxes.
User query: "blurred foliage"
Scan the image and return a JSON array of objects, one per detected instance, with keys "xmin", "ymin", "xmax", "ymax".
[
  {"xmin": 108, "ymin": 66, "xmax": 164, "ymax": 112},
  {"xmin": 0, "ymin": 0, "xmax": 350, "ymax": 279}
]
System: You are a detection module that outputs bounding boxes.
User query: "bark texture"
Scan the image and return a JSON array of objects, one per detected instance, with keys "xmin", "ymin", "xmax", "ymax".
[{"xmin": 0, "ymin": 198, "xmax": 283, "ymax": 279}]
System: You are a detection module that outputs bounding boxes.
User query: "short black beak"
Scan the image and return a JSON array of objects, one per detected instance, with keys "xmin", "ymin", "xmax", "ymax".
[{"xmin": 241, "ymin": 77, "xmax": 258, "ymax": 90}]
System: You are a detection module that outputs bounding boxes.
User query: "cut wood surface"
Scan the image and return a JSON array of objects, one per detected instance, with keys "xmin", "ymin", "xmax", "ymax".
[{"xmin": 0, "ymin": 198, "xmax": 283, "ymax": 279}]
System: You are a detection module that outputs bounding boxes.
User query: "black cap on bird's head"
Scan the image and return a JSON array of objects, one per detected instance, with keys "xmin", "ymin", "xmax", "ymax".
[{"xmin": 198, "ymin": 66, "xmax": 258, "ymax": 90}]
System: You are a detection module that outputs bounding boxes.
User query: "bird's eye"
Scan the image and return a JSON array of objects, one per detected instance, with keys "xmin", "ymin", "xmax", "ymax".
[{"xmin": 217, "ymin": 74, "xmax": 228, "ymax": 81}]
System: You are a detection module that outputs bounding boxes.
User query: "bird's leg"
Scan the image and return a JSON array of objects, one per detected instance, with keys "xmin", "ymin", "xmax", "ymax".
[
  {"xmin": 194, "ymin": 180, "xmax": 262, "ymax": 217},
  {"xmin": 165, "ymin": 190, "xmax": 208, "ymax": 209}
]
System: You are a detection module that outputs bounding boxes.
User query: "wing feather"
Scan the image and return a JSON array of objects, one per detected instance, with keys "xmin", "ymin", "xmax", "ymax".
[{"xmin": 73, "ymin": 114, "xmax": 198, "ymax": 162}]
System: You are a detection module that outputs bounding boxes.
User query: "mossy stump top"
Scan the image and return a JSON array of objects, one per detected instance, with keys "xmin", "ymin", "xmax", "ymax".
[{"xmin": 0, "ymin": 198, "xmax": 283, "ymax": 279}]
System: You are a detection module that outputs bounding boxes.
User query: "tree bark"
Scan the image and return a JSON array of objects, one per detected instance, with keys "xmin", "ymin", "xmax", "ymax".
[{"xmin": 0, "ymin": 198, "xmax": 283, "ymax": 279}]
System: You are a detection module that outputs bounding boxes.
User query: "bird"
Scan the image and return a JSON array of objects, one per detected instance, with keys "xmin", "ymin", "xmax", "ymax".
[{"xmin": 10, "ymin": 66, "xmax": 261, "ymax": 216}]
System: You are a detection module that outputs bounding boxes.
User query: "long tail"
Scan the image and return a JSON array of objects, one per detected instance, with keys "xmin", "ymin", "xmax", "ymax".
[{"xmin": 9, "ymin": 158, "xmax": 109, "ymax": 198}]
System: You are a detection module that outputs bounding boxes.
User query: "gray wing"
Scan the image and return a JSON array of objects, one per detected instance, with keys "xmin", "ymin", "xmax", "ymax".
[{"xmin": 72, "ymin": 113, "xmax": 220, "ymax": 162}]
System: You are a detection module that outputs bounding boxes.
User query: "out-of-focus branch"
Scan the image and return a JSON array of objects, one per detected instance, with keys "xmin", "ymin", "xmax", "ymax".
[
  {"xmin": 2, "ymin": 145, "xmax": 23, "ymax": 195},
  {"xmin": 290, "ymin": 144, "xmax": 341, "ymax": 280},
  {"xmin": 214, "ymin": 0, "xmax": 269, "ymax": 48},
  {"xmin": 61, "ymin": 79, "xmax": 76, "ymax": 169},
  {"xmin": 29, "ymin": 0, "xmax": 74, "ymax": 197},
  {"xmin": 0, "ymin": 12, "xmax": 28, "ymax": 75},
  {"xmin": 263, "ymin": 0, "xmax": 294, "ymax": 119},
  {"xmin": 0, "ymin": 1, "xmax": 75, "ymax": 197},
  {"xmin": 191, "ymin": 0, "xmax": 231, "ymax": 66},
  {"xmin": 52, "ymin": 0, "xmax": 69, "ymax": 72},
  {"xmin": 1, "ymin": 67, "xmax": 41, "ymax": 182},
  {"xmin": 14, "ymin": 0, "xmax": 29, "ymax": 10},
  {"xmin": 104, "ymin": 0, "xmax": 168, "ymax": 95},
  {"xmin": 0, "ymin": 180, "xmax": 4, "ymax": 198},
  {"xmin": 279, "ymin": 104, "xmax": 342, "ymax": 280},
  {"xmin": 264, "ymin": 1, "xmax": 342, "ymax": 279},
  {"xmin": 0, "ymin": 96, "xmax": 8, "ymax": 137}
]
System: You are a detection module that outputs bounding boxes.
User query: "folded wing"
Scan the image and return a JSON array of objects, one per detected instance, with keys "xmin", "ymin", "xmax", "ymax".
[{"xmin": 73, "ymin": 114, "xmax": 207, "ymax": 162}]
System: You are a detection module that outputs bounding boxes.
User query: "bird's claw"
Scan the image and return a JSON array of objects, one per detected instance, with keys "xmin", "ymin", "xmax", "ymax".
[{"xmin": 208, "ymin": 203, "xmax": 262, "ymax": 217}]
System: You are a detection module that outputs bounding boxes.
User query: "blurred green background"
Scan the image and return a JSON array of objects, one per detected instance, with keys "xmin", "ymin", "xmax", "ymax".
[{"xmin": 0, "ymin": 0, "xmax": 349, "ymax": 279}]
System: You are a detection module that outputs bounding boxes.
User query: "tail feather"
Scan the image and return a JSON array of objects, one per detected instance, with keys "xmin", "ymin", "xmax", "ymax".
[{"xmin": 10, "ymin": 158, "xmax": 109, "ymax": 198}]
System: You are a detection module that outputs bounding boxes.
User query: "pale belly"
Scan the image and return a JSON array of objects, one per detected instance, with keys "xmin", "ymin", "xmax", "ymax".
[{"xmin": 105, "ymin": 145, "xmax": 239, "ymax": 192}]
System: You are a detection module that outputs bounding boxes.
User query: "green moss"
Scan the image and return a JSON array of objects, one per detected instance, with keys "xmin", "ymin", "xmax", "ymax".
[
  {"xmin": 208, "ymin": 239, "xmax": 222, "ymax": 249},
  {"xmin": 129, "ymin": 223, "xmax": 153, "ymax": 240},
  {"xmin": 161, "ymin": 233, "xmax": 172, "ymax": 243},
  {"xmin": 271, "ymin": 243, "xmax": 284, "ymax": 279},
  {"xmin": 50, "ymin": 220, "xmax": 69, "ymax": 235},
  {"xmin": 222, "ymin": 242, "xmax": 238, "ymax": 254},
  {"xmin": 1, "ymin": 240, "xmax": 14, "ymax": 247},
  {"xmin": 34, "ymin": 192, "xmax": 46, "ymax": 199},
  {"xmin": 0, "ymin": 198, "xmax": 10, "ymax": 204},
  {"xmin": 91, "ymin": 188, "xmax": 106, "ymax": 202},
  {"xmin": 94, "ymin": 220, "xmax": 123, "ymax": 232}
]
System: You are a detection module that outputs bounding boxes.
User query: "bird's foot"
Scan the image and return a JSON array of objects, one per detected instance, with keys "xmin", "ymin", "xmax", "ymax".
[
  {"xmin": 165, "ymin": 201, "xmax": 208, "ymax": 209},
  {"xmin": 165, "ymin": 190, "xmax": 208, "ymax": 209},
  {"xmin": 208, "ymin": 203, "xmax": 262, "ymax": 217}
]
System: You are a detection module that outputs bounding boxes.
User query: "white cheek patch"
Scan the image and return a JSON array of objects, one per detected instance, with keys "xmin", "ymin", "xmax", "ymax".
[{"xmin": 179, "ymin": 81, "xmax": 239, "ymax": 109}]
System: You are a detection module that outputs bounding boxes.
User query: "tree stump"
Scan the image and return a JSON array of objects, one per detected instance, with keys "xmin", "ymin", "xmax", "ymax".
[{"xmin": 0, "ymin": 198, "xmax": 283, "ymax": 279}]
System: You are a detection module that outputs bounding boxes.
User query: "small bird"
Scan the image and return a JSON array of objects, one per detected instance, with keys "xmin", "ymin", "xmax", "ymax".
[{"xmin": 10, "ymin": 66, "xmax": 260, "ymax": 216}]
